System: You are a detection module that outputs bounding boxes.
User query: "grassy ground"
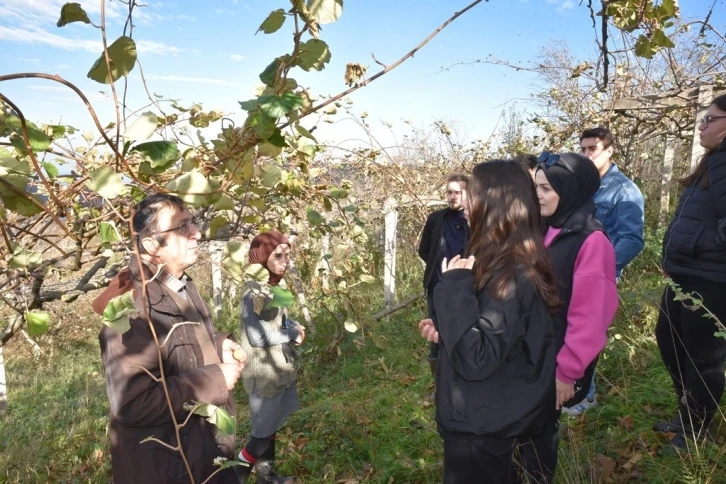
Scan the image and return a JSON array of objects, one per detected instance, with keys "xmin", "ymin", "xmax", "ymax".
[{"xmin": 1, "ymin": 243, "xmax": 725, "ymax": 483}]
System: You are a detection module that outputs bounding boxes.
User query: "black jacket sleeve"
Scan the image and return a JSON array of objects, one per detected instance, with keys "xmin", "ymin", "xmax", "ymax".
[
  {"xmin": 433, "ymin": 269, "xmax": 522, "ymax": 382},
  {"xmin": 418, "ymin": 214, "xmax": 434, "ymax": 261},
  {"xmin": 709, "ymin": 142, "xmax": 726, "ymax": 219}
]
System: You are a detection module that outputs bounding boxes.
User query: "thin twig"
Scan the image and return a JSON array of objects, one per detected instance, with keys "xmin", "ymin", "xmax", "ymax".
[
  {"xmin": 159, "ymin": 322, "xmax": 200, "ymax": 348},
  {"xmin": 100, "ymin": 0, "xmax": 123, "ymax": 170}
]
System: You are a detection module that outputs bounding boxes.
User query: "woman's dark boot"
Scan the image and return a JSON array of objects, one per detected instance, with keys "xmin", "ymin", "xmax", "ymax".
[{"xmin": 255, "ymin": 439, "xmax": 293, "ymax": 483}]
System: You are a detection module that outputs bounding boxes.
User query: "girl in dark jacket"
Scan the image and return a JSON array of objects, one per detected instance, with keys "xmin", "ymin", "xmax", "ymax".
[
  {"xmin": 419, "ymin": 161, "xmax": 561, "ymax": 484},
  {"xmin": 655, "ymin": 93, "xmax": 726, "ymax": 451}
]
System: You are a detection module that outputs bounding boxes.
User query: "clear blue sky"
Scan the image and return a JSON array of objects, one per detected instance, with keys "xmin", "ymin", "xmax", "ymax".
[{"xmin": 1, "ymin": 0, "xmax": 724, "ymax": 149}]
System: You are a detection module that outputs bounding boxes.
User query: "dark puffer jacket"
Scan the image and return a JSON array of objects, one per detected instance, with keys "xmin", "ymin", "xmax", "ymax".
[
  {"xmin": 433, "ymin": 268, "xmax": 556, "ymax": 441},
  {"xmin": 662, "ymin": 141, "xmax": 726, "ymax": 283}
]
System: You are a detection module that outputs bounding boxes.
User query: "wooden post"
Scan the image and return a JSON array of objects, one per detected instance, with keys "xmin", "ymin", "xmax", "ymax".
[
  {"xmin": 659, "ymin": 136, "xmax": 676, "ymax": 228},
  {"xmin": 690, "ymin": 85, "xmax": 713, "ymax": 174},
  {"xmin": 316, "ymin": 234, "xmax": 330, "ymax": 290},
  {"xmin": 210, "ymin": 241, "xmax": 224, "ymax": 318},
  {"xmin": 0, "ymin": 345, "xmax": 6, "ymax": 414},
  {"xmin": 383, "ymin": 198, "xmax": 399, "ymax": 308}
]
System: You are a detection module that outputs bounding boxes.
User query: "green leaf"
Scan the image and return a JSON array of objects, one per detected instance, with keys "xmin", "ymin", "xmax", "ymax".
[
  {"xmin": 87, "ymin": 166, "xmax": 125, "ymax": 199},
  {"xmin": 328, "ymin": 187, "xmax": 348, "ymax": 199},
  {"xmin": 244, "ymin": 263, "xmax": 270, "ymax": 283},
  {"xmin": 634, "ymin": 35, "xmax": 656, "ymax": 59},
  {"xmin": 257, "ymin": 9, "xmax": 286, "ymax": 34},
  {"xmin": 323, "ymin": 196, "xmax": 333, "ymax": 212},
  {"xmin": 87, "ymin": 35, "xmax": 137, "ymax": 84},
  {"xmin": 215, "ymin": 194, "xmax": 235, "ymax": 211},
  {"xmin": 306, "ymin": 208, "xmax": 324, "ymax": 225},
  {"xmin": 132, "ymin": 141, "xmax": 180, "ymax": 168},
  {"xmin": 209, "ymin": 215, "xmax": 228, "ymax": 239},
  {"xmin": 307, "ymin": 0, "xmax": 343, "ymax": 24},
  {"xmin": 42, "ymin": 162, "xmax": 59, "ymax": 178},
  {"xmin": 265, "ymin": 285, "xmax": 295, "ymax": 309},
  {"xmin": 259, "ymin": 58, "xmax": 285, "ymax": 87},
  {"xmin": 295, "ymin": 124, "xmax": 317, "ymax": 142},
  {"xmin": 0, "ymin": 191, "xmax": 44, "ymax": 216},
  {"xmin": 9, "ymin": 120, "xmax": 51, "ymax": 153},
  {"xmin": 99, "ymin": 221, "xmax": 121, "ymax": 243},
  {"xmin": 25, "ymin": 311, "xmax": 50, "ymax": 338},
  {"xmin": 715, "ymin": 331, "xmax": 726, "ymax": 340},
  {"xmin": 295, "ymin": 39, "xmax": 331, "ymax": 71},
  {"xmin": 238, "ymin": 99, "xmax": 259, "ymax": 111},
  {"xmin": 165, "ymin": 170, "xmax": 212, "ymax": 207},
  {"xmin": 0, "ymin": 157, "xmax": 30, "ymax": 176},
  {"xmin": 56, "ymin": 2, "xmax": 91, "ymax": 27},
  {"xmin": 359, "ymin": 274, "xmax": 376, "ymax": 284},
  {"xmin": 260, "ymin": 164, "xmax": 282, "ymax": 188},
  {"xmin": 258, "ymin": 92, "xmax": 304, "ymax": 119},
  {"xmin": 9, "ymin": 248, "xmax": 42, "ymax": 270},
  {"xmin": 245, "ymin": 111, "xmax": 277, "ymax": 139},
  {"xmin": 101, "ymin": 292, "xmax": 135, "ymax": 334},
  {"xmin": 267, "ymin": 129, "xmax": 287, "ymax": 147},
  {"xmin": 258, "ymin": 142, "xmax": 283, "ymax": 158},
  {"xmin": 124, "ymin": 112, "xmax": 158, "ymax": 141},
  {"xmin": 183, "ymin": 402, "xmax": 236, "ymax": 436},
  {"xmin": 651, "ymin": 28, "xmax": 675, "ymax": 49}
]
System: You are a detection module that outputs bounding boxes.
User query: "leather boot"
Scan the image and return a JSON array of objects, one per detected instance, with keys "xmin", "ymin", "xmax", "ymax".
[
  {"xmin": 653, "ymin": 414, "xmax": 682, "ymax": 433},
  {"xmin": 427, "ymin": 356, "xmax": 438, "ymax": 400},
  {"xmin": 254, "ymin": 439, "xmax": 293, "ymax": 483}
]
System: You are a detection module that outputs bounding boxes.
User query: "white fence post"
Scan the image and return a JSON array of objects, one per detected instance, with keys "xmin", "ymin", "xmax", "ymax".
[
  {"xmin": 210, "ymin": 241, "xmax": 225, "ymax": 318},
  {"xmin": 383, "ymin": 198, "xmax": 399, "ymax": 308},
  {"xmin": 659, "ymin": 136, "xmax": 676, "ymax": 228},
  {"xmin": 316, "ymin": 234, "xmax": 330, "ymax": 290}
]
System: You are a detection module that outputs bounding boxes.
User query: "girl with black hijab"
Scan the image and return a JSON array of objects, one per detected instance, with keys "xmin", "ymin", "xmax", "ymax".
[{"xmin": 523, "ymin": 153, "xmax": 618, "ymax": 482}]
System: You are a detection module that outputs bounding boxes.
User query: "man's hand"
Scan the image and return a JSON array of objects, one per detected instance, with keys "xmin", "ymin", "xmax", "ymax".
[
  {"xmin": 222, "ymin": 338, "xmax": 246, "ymax": 365},
  {"xmin": 441, "ymin": 255, "xmax": 475, "ymax": 274},
  {"xmin": 418, "ymin": 318, "xmax": 439, "ymax": 344},
  {"xmin": 555, "ymin": 378, "xmax": 575, "ymax": 410},
  {"xmin": 294, "ymin": 325, "xmax": 306, "ymax": 345},
  {"xmin": 218, "ymin": 362, "xmax": 244, "ymax": 391}
]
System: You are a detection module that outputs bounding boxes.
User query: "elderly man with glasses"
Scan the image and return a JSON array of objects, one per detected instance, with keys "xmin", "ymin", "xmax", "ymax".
[{"xmin": 93, "ymin": 194, "xmax": 247, "ymax": 484}]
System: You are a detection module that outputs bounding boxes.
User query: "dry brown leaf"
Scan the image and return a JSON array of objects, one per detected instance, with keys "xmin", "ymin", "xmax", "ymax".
[{"xmin": 617, "ymin": 415, "xmax": 634, "ymax": 431}]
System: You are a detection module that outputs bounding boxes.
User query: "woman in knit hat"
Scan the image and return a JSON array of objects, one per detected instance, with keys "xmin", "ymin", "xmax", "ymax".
[
  {"xmin": 518, "ymin": 152, "xmax": 618, "ymax": 482},
  {"xmin": 236, "ymin": 231, "xmax": 303, "ymax": 483}
]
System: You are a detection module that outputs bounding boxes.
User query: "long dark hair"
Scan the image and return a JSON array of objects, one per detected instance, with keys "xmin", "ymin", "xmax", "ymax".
[
  {"xmin": 466, "ymin": 161, "xmax": 560, "ymax": 310},
  {"xmin": 681, "ymin": 93, "xmax": 726, "ymax": 189}
]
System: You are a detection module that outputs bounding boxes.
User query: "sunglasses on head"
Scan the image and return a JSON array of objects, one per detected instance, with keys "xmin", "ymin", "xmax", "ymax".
[{"xmin": 537, "ymin": 151, "xmax": 576, "ymax": 176}]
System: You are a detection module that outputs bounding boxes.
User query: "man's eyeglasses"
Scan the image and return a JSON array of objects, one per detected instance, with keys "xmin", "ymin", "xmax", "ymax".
[
  {"xmin": 537, "ymin": 151, "xmax": 576, "ymax": 176},
  {"xmin": 700, "ymin": 115, "xmax": 726, "ymax": 128},
  {"xmin": 153, "ymin": 219, "xmax": 198, "ymax": 237}
]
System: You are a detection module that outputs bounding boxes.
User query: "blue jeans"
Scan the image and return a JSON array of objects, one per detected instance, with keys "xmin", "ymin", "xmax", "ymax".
[{"xmin": 586, "ymin": 373, "xmax": 596, "ymax": 401}]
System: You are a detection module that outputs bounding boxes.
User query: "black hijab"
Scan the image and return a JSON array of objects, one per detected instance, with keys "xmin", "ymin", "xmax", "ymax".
[{"xmin": 538, "ymin": 152, "xmax": 601, "ymax": 228}]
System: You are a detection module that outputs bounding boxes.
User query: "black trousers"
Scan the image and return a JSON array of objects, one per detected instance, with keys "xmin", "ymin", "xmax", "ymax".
[
  {"xmin": 655, "ymin": 276, "xmax": 726, "ymax": 430},
  {"xmin": 427, "ymin": 292, "xmax": 439, "ymax": 360},
  {"xmin": 442, "ymin": 416, "xmax": 559, "ymax": 484}
]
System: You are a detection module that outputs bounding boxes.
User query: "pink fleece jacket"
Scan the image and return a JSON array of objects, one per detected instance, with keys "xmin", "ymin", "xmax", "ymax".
[{"xmin": 544, "ymin": 227, "xmax": 619, "ymax": 384}]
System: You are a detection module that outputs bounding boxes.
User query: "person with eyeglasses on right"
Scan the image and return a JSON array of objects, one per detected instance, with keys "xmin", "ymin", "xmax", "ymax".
[
  {"xmin": 655, "ymin": 93, "xmax": 726, "ymax": 452},
  {"xmin": 523, "ymin": 152, "xmax": 618, "ymax": 482}
]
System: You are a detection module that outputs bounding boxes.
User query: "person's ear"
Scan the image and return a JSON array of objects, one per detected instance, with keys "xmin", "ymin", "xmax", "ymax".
[
  {"xmin": 141, "ymin": 236, "xmax": 160, "ymax": 255},
  {"xmin": 606, "ymin": 145, "xmax": 614, "ymax": 157}
]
